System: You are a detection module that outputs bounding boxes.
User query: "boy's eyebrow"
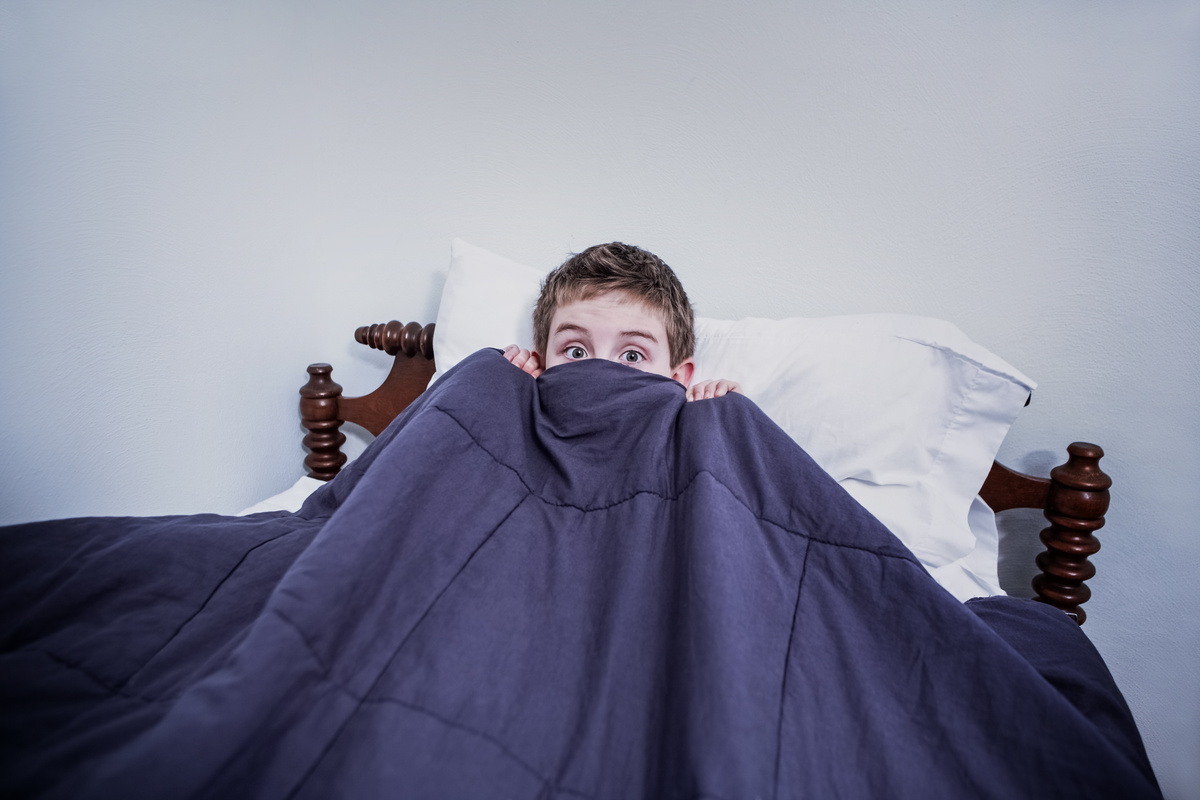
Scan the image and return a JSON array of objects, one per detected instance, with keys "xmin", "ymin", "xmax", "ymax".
[
  {"xmin": 551, "ymin": 323, "xmax": 659, "ymax": 344},
  {"xmin": 552, "ymin": 322, "xmax": 590, "ymax": 337}
]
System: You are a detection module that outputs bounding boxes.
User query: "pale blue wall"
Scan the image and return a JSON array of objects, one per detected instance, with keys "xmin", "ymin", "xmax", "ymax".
[{"xmin": 2, "ymin": 2, "xmax": 1197, "ymax": 795}]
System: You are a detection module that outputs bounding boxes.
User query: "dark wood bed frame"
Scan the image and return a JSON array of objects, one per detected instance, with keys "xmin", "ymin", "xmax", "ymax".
[{"xmin": 300, "ymin": 321, "xmax": 1111, "ymax": 625}]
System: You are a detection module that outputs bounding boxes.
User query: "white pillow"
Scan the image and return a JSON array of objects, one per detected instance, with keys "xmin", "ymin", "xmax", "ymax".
[
  {"xmin": 691, "ymin": 315, "xmax": 1035, "ymax": 601},
  {"xmin": 429, "ymin": 239, "xmax": 543, "ymax": 384},
  {"xmin": 426, "ymin": 241, "xmax": 1037, "ymax": 601}
]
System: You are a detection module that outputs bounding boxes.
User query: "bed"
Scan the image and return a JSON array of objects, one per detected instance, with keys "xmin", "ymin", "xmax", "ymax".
[
  {"xmin": 0, "ymin": 241, "xmax": 1159, "ymax": 798},
  {"xmin": 301, "ymin": 319, "xmax": 1108, "ymax": 624},
  {"xmin": 299, "ymin": 240, "xmax": 1111, "ymax": 621}
]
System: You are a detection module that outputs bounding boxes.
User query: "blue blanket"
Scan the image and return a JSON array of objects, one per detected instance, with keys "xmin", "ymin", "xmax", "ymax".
[{"xmin": 0, "ymin": 350, "xmax": 1158, "ymax": 799}]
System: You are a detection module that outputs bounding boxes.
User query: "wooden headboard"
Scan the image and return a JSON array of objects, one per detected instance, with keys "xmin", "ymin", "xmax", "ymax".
[{"xmin": 300, "ymin": 320, "xmax": 1111, "ymax": 624}]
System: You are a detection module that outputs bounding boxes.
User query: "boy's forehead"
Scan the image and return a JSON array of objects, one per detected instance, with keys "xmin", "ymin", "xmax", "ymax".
[{"xmin": 551, "ymin": 290, "xmax": 668, "ymax": 331}]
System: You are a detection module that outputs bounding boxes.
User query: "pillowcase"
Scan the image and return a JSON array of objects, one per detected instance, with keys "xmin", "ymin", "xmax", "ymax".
[
  {"xmin": 429, "ymin": 239, "xmax": 543, "ymax": 384},
  {"xmin": 425, "ymin": 240, "xmax": 1037, "ymax": 601},
  {"xmin": 691, "ymin": 315, "xmax": 1035, "ymax": 601}
]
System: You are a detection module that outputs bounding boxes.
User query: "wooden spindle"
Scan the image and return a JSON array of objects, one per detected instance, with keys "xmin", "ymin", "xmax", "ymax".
[
  {"xmin": 300, "ymin": 363, "xmax": 347, "ymax": 480},
  {"xmin": 1031, "ymin": 442, "xmax": 1111, "ymax": 624},
  {"xmin": 355, "ymin": 321, "xmax": 436, "ymax": 359}
]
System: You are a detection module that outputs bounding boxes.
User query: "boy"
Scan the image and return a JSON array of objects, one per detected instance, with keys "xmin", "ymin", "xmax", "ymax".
[{"xmin": 502, "ymin": 242, "xmax": 741, "ymax": 402}]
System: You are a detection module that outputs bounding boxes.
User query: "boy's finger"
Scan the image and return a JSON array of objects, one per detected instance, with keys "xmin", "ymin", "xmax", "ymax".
[{"xmin": 502, "ymin": 344, "xmax": 522, "ymax": 363}]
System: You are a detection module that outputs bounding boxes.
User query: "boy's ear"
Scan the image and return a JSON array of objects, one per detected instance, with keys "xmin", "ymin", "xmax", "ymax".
[{"xmin": 671, "ymin": 358, "xmax": 695, "ymax": 388}]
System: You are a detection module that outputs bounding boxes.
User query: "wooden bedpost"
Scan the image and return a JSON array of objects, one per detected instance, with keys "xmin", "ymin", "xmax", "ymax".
[
  {"xmin": 1031, "ymin": 442, "xmax": 1111, "ymax": 625},
  {"xmin": 300, "ymin": 364, "xmax": 347, "ymax": 481},
  {"xmin": 300, "ymin": 321, "xmax": 437, "ymax": 482}
]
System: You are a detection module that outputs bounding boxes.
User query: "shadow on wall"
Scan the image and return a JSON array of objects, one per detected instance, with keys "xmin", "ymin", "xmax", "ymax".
[{"xmin": 997, "ymin": 508, "xmax": 1045, "ymax": 599}]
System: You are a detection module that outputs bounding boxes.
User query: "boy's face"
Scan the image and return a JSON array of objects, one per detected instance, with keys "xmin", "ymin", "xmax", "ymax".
[{"xmin": 537, "ymin": 290, "xmax": 695, "ymax": 387}]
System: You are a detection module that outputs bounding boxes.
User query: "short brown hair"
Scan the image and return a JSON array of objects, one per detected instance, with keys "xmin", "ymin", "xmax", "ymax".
[{"xmin": 533, "ymin": 242, "xmax": 696, "ymax": 368}]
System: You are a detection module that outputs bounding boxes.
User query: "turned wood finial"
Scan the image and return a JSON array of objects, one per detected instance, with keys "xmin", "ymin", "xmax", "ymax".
[
  {"xmin": 1032, "ymin": 442, "xmax": 1111, "ymax": 625},
  {"xmin": 300, "ymin": 363, "xmax": 346, "ymax": 480},
  {"xmin": 355, "ymin": 321, "xmax": 436, "ymax": 360}
]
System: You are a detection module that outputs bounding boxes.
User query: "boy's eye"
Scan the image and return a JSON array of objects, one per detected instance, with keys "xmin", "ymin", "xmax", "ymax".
[
  {"xmin": 620, "ymin": 351, "xmax": 644, "ymax": 364},
  {"xmin": 566, "ymin": 346, "xmax": 588, "ymax": 360}
]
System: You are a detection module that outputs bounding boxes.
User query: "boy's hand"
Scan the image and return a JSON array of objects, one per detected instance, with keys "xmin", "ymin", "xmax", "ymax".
[
  {"xmin": 503, "ymin": 344, "xmax": 543, "ymax": 378},
  {"xmin": 686, "ymin": 379, "xmax": 742, "ymax": 402}
]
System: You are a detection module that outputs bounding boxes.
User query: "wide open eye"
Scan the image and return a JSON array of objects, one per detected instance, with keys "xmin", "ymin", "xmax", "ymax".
[
  {"xmin": 620, "ymin": 350, "xmax": 644, "ymax": 364},
  {"xmin": 565, "ymin": 345, "xmax": 588, "ymax": 360}
]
